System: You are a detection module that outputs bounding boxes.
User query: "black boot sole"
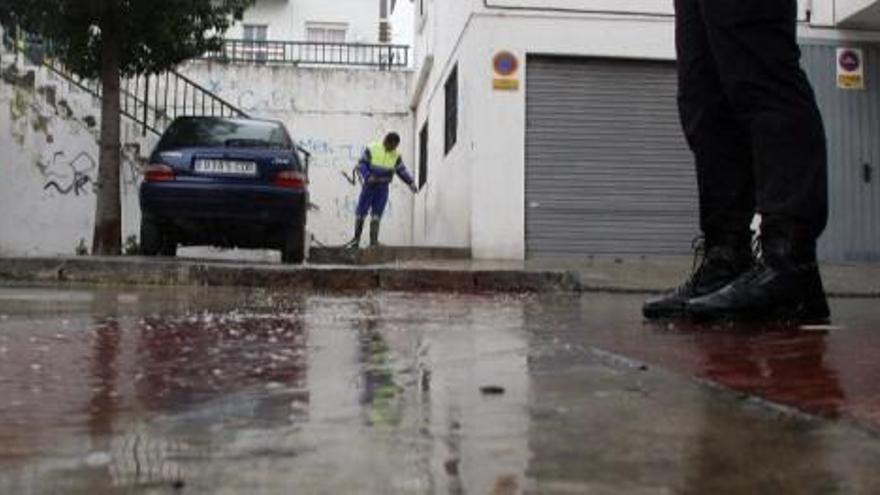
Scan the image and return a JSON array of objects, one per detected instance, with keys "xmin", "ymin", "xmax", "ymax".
[
  {"xmin": 686, "ymin": 298, "xmax": 831, "ymax": 324},
  {"xmin": 642, "ymin": 304, "xmax": 688, "ymax": 320}
]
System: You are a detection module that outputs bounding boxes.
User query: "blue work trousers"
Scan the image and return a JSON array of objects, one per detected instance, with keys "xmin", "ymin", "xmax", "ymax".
[{"xmin": 355, "ymin": 184, "xmax": 390, "ymax": 219}]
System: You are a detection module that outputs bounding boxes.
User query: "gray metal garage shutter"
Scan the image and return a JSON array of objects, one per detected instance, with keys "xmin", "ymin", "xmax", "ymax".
[{"xmin": 525, "ymin": 56, "xmax": 699, "ymax": 258}]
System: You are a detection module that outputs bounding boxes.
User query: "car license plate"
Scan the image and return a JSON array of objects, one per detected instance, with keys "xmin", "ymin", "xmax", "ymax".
[{"xmin": 194, "ymin": 159, "xmax": 258, "ymax": 176}]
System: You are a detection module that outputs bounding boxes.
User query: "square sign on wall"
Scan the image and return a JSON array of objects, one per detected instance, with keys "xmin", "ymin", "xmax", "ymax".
[{"xmin": 837, "ymin": 48, "xmax": 865, "ymax": 90}]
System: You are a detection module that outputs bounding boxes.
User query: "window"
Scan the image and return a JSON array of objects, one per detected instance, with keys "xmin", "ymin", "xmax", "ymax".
[
  {"xmin": 159, "ymin": 118, "xmax": 292, "ymax": 150},
  {"xmin": 242, "ymin": 24, "xmax": 268, "ymax": 62},
  {"xmin": 444, "ymin": 66, "xmax": 458, "ymax": 155},
  {"xmin": 306, "ymin": 23, "xmax": 348, "ymax": 43},
  {"xmin": 418, "ymin": 123, "xmax": 429, "ymax": 190},
  {"xmin": 243, "ymin": 24, "xmax": 268, "ymax": 42}
]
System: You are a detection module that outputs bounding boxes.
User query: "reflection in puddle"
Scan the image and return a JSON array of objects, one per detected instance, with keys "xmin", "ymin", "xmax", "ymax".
[
  {"xmin": 1, "ymin": 288, "xmax": 879, "ymax": 494},
  {"xmin": 0, "ymin": 289, "xmax": 532, "ymax": 493}
]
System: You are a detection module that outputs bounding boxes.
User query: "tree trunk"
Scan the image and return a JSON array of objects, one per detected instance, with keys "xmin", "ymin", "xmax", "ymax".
[{"xmin": 91, "ymin": 12, "xmax": 122, "ymax": 255}]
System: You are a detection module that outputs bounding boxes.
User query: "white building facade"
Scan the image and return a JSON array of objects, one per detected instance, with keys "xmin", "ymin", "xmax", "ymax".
[
  {"xmin": 409, "ymin": 1, "xmax": 880, "ymax": 262},
  {"xmin": 227, "ymin": 0, "xmax": 410, "ymax": 44}
]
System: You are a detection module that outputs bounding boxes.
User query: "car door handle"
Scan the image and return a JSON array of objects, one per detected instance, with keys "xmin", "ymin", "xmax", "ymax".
[{"xmin": 864, "ymin": 163, "xmax": 873, "ymax": 184}]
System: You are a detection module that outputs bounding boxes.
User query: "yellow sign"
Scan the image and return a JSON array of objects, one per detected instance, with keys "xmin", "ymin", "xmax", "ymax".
[
  {"xmin": 838, "ymin": 74, "xmax": 864, "ymax": 90},
  {"xmin": 493, "ymin": 78, "xmax": 519, "ymax": 91}
]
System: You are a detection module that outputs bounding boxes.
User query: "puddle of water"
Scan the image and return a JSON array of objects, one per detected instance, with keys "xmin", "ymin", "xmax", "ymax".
[{"xmin": 0, "ymin": 287, "xmax": 879, "ymax": 494}]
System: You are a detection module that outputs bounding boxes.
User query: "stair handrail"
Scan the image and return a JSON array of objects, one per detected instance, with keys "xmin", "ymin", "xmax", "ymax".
[{"xmin": 4, "ymin": 26, "xmax": 250, "ymax": 137}]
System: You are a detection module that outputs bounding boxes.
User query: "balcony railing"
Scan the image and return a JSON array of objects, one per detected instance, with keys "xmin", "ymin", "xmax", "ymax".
[{"xmin": 202, "ymin": 39, "xmax": 410, "ymax": 69}]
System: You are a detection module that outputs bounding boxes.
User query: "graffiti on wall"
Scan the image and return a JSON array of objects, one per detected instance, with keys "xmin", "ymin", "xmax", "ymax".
[
  {"xmin": 298, "ymin": 137, "xmax": 365, "ymax": 184},
  {"xmin": 122, "ymin": 143, "xmax": 148, "ymax": 187},
  {"xmin": 36, "ymin": 145, "xmax": 144, "ymax": 197},
  {"xmin": 205, "ymin": 78, "xmax": 298, "ymax": 114},
  {"xmin": 41, "ymin": 151, "xmax": 97, "ymax": 196},
  {"xmin": 3, "ymin": 61, "xmax": 149, "ymax": 197}
]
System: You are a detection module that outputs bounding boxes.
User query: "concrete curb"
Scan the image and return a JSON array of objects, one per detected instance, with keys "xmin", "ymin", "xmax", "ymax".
[
  {"xmin": 0, "ymin": 257, "xmax": 582, "ymax": 294},
  {"xmin": 1, "ymin": 257, "xmax": 876, "ymax": 297},
  {"xmin": 308, "ymin": 246, "xmax": 471, "ymax": 265}
]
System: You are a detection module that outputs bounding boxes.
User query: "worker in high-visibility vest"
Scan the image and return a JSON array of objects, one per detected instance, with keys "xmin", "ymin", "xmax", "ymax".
[{"xmin": 346, "ymin": 132, "xmax": 418, "ymax": 248}]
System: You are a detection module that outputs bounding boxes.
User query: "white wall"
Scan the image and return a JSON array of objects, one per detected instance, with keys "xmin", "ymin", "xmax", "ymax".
[
  {"xmin": 391, "ymin": 0, "xmax": 416, "ymax": 46},
  {"xmin": 229, "ymin": 0, "xmax": 380, "ymax": 43},
  {"xmin": 0, "ymin": 48, "xmax": 154, "ymax": 257},
  {"xmin": 0, "ymin": 67, "xmax": 98, "ymax": 257},
  {"xmin": 838, "ymin": 0, "xmax": 876, "ymax": 20},
  {"xmin": 480, "ymin": 0, "xmax": 810, "ymax": 21},
  {"xmin": 227, "ymin": 0, "xmax": 297, "ymax": 40},
  {"xmin": 410, "ymin": 0, "xmax": 481, "ymax": 250},
  {"xmin": 836, "ymin": 0, "xmax": 880, "ymax": 28},
  {"xmin": 484, "ymin": 0, "xmax": 672, "ymax": 15}
]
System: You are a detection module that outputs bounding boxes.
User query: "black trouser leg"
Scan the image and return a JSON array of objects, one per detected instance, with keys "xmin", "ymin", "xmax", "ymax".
[
  {"xmin": 675, "ymin": 0, "xmax": 754, "ymax": 247},
  {"xmin": 369, "ymin": 218, "xmax": 381, "ymax": 247},
  {"xmin": 698, "ymin": 0, "xmax": 828, "ymax": 245},
  {"xmin": 346, "ymin": 217, "xmax": 365, "ymax": 248},
  {"xmin": 681, "ymin": 0, "xmax": 831, "ymax": 321}
]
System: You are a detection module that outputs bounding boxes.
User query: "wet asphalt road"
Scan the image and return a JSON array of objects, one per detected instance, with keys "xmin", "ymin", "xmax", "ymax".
[{"xmin": 0, "ymin": 285, "xmax": 879, "ymax": 494}]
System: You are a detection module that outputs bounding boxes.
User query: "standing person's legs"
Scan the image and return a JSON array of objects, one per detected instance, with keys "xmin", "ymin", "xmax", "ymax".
[
  {"xmin": 369, "ymin": 185, "xmax": 390, "ymax": 247},
  {"xmin": 686, "ymin": 0, "xmax": 830, "ymax": 321},
  {"xmin": 699, "ymin": 0, "xmax": 828, "ymax": 246},
  {"xmin": 348, "ymin": 186, "xmax": 374, "ymax": 248},
  {"xmin": 677, "ymin": 0, "xmax": 756, "ymax": 245},
  {"xmin": 643, "ymin": 0, "xmax": 753, "ymax": 319}
]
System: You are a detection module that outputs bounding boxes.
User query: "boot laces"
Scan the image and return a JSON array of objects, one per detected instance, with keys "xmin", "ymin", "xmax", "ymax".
[
  {"xmin": 731, "ymin": 240, "xmax": 769, "ymax": 289},
  {"xmin": 676, "ymin": 236, "xmax": 708, "ymax": 293}
]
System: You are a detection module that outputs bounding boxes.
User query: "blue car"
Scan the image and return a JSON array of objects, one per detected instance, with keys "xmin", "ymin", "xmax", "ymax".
[{"xmin": 139, "ymin": 117, "xmax": 309, "ymax": 263}]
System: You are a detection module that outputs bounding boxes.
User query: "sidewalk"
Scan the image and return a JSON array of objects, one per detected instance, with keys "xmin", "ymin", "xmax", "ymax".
[
  {"xmin": 0, "ymin": 255, "xmax": 877, "ymax": 297},
  {"xmin": 393, "ymin": 257, "xmax": 880, "ymax": 297}
]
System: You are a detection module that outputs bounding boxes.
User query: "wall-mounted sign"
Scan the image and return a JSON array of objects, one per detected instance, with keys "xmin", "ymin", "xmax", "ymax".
[
  {"xmin": 493, "ymin": 51, "xmax": 519, "ymax": 77},
  {"xmin": 493, "ymin": 79, "xmax": 519, "ymax": 91},
  {"xmin": 492, "ymin": 51, "xmax": 520, "ymax": 91},
  {"xmin": 837, "ymin": 48, "xmax": 865, "ymax": 90}
]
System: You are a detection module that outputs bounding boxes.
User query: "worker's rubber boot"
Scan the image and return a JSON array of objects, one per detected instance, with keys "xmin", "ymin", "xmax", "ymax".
[
  {"xmin": 345, "ymin": 218, "xmax": 365, "ymax": 249},
  {"xmin": 643, "ymin": 236, "xmax": 752, "ymax": 319},
  {"xmin": 686, "ymin": 236, "xmax": 830, "ymax": 323},
  {"xmin": 369, "ymin": 219, "xmax": 382, "ymax": 247}
]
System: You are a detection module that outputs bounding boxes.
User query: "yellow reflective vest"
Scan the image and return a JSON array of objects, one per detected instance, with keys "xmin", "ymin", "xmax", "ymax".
[{"xmin": 368, "ymin": 142, "xmax": 400, "ymax": 171}]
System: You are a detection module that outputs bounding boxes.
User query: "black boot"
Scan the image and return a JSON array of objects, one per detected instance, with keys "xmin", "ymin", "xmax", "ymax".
[
  {"xmin": 345, "ymin": 218, "xmax": 365, "ymax": 249},
  {"xmin": 643, "ymin": 237, "xmax": 752, "ymax": 319},
  {"xmin": 369, "ymin": 219, "xmax": 381, "ymax": 247},
  {"xmin": 686, "ymin": 237, "xmax": 830, "ymax": 322}
]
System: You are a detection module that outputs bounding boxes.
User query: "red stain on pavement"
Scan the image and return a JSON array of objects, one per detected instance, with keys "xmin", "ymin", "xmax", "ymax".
[{"xmin": 597, "ymin": 316, "xmax": 880, "ymax": 430}]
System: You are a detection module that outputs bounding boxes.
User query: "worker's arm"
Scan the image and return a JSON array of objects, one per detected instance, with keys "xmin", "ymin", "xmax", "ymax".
[
  {"xmin": 357, "ymin": 148, "xmax": 372, "ymax": 182},
  {"xmin": 395, "ymin": 158, "xmax": 418, "ymax": 193}
]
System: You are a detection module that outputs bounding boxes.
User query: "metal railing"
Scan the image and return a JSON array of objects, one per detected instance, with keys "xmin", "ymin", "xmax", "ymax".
[
  {"xmin": 120, "ymin": 70, "xmax": 249, "ymax": 136},
  {"xmin": 5, "ymin": 27, "xmax": 249, "ymax": 137},
  {"xmin": 202, "ymin": 39, "xmax": 410, "ymax": 69}
]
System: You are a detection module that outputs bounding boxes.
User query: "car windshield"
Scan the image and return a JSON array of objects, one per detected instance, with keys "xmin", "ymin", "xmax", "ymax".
[{"xmin": 160, "ymin": 118, "xmax": 292, "ymax": 150}]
